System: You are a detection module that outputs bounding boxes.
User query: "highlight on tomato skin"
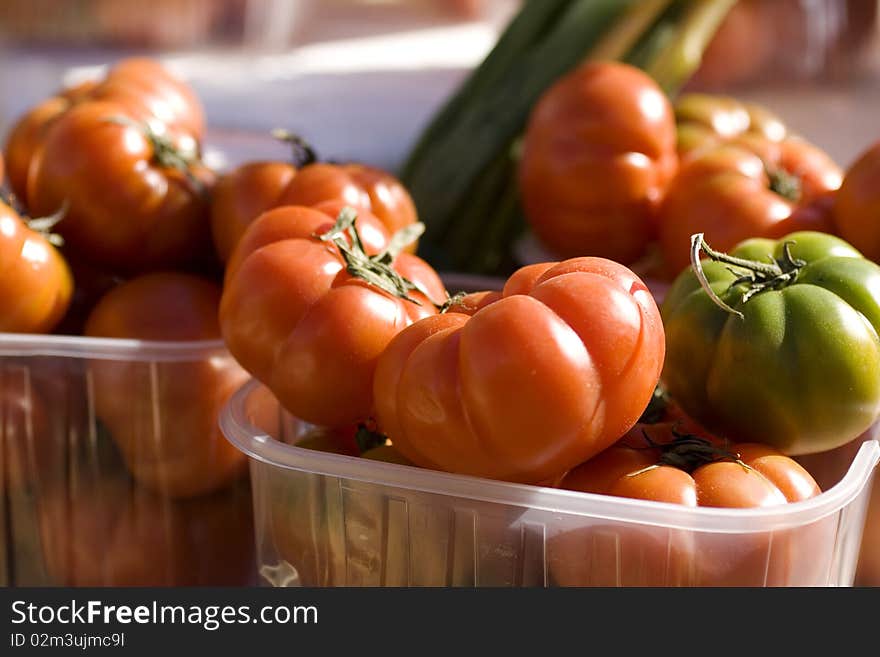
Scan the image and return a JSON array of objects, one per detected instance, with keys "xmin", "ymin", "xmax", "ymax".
[{"xmin": 373, "ymin": 256, "xmax": 665, "ymax": 486}]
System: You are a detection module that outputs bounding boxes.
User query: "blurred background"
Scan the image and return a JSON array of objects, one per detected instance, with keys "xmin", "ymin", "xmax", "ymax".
[{"xmin": 0, "ymin": 0, "xmax": 878, "ymax": 167}]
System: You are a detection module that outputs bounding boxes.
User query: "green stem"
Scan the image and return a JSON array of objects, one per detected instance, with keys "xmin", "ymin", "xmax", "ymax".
[{"xmin": 690, "ymin": 232, "xmax": 806, "ymax": 319}]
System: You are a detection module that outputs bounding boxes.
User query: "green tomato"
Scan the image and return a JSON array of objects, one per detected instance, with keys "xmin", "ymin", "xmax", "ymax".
[{"xmin": 661, "ymin": 231, "xmax": 880, "ymax": 455}]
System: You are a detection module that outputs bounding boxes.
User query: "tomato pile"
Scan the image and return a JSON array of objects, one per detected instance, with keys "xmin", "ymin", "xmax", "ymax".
[{"xmin": 4, "ymin": 52, "xmax": 880, "ymax": 586}]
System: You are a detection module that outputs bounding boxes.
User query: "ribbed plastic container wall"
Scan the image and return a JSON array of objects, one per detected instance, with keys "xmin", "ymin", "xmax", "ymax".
[
  {"xmin": 0, "ymin": 335, "xmax": 257, "ymax": 586},
  {"xmin": 222, "ymin": 379, "xmax": 880, "ymax": 587}
]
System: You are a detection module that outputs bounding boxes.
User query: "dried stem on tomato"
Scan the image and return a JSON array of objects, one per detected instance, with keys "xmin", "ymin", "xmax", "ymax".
[
  {"xmin": 690, "ymin": 232, "xmax": 806, "ymax": 319},
  {"xmin": 105, "ymin": 116, "xmax": 205, "ymax": 195},
  {"xmin": 631, "ymin": 427, "xmax": 752, "ymax": 477},
  {"xmin": 316, "ymin": 206, "xmax": 442, "ymax": 307},
  {"xmin": 271, "ymin": 129, "xmax": 320, "ymax": 168}
]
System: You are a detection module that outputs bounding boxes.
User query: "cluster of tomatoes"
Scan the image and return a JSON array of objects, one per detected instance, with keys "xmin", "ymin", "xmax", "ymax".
[{"xmin": 5, "ymin": 56, "xmax": 880, "ymax": 586}]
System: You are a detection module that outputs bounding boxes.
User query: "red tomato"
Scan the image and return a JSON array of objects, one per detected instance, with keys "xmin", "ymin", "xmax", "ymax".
[
  {"xmin": 519, "ymin": 61, "xmax": 678, "ymax": 264},
  {"xmin": 220, "ymin": 203, "xmax": 446, "ymax": 428},
  {"xmin": 38, "ymin": 477, "xmax": 254, "ymax": 586},
  {"xmin": 550, "ymin": 424, "xmax": 823, "ymax": 587},
  {"xmin": 3, "ymin": 58, "xmax": 203, "ymax": 208},
  {"xmin": 84, "ymin": 272, "xmax": 249, "ymax": 498},
  {"xmin": 29, "ymin": 101, "xmax": 214, "ymax": 274},
  {"xmin": 211, "ymin": 155, "xmax": 418, "ymax": 264},
  {"xmin": 0, "ymin": 197, "xmax": 73, "ymax": 333},
  {"xmin": 210, "ymin": 161, "xmax": 297, "ymax": 263},
  {"xmin": 3, "ymin": 80, "xmax": 97, "ymax": 206},
  {"xmin": 658, "ymin": 141, "xmax": 842, "ymax": 277},
  {"xmin": 373, "ymin": 257, "xmax": 665, "ymax": 485},
  {"xmin": 561, "ymin": 426, "xmax": 819, "ymax": 508},
  {"xmin": 834, "ymin": 141, "xmax": 880, "ymax": 261}
]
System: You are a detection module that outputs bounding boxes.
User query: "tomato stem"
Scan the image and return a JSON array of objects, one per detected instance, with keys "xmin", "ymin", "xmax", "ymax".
[
  {"xmin": 271, "ymin": 129, "xmax": 320, "ymax": 168},
  {"xmin": 635, "ymin": 427, "xmax": 751, "ymax": 475},
  {"xmin": 690, "ymin": 233, "xmax": 806, "ymax": 319},
  {"xmin": 105, "ymin": 115, "xmax": 206, "ymax": 195},
  {"xmin": 768, "ymin": 167, "xmax": 802, "ymax": 202},
  {"xmin": 0, "ymin": 189, "xmax": 66, "ymax": 246},
  {"xmin": 316, "ymin": 206, "xmax": 441, "ymax": 307}
]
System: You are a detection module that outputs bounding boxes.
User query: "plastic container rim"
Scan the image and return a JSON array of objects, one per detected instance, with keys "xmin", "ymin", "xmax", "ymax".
[
  {"xmin": 0, "ymin": 333, "xmax": 228, "ymax": 361},
  {"xmin": 221, "ymin": 378, "xmax": 880, "ymax": 534}
]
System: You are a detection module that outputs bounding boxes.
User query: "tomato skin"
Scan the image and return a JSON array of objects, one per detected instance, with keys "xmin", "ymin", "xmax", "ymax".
[
  {"xmin": 661, "ymin": 95, "xmax": 842, "ymax": 278},
  {"xmin": 29, "ymin": 101, "xmax": 213, "ymax": 274},
  {"xmin": 519, "ymin": 62, "xmax": 678, "ymax": 264},
  {"xmin": 279, "ymin": 162, "xmax": 418, "ymax": 241},
  {"xmin": 0, "ymin": 199, "xmax": 73, "ymax": 334},
  {"xmin": 374, "ymin": 257, "xmax": 665, "ymax": 484},
  {"xmin": 211, "ymin": 160, "xmax": 418, "ymax": 263},
  {"xmin": 662, "ymin": 231, "xmax": 880, "ymax": 455},
  {"xmin": 834, "ymin": 141, "xmax": 880, "ymax": 261},
  {"xmin": 210, "ymin": 161, "xmax": 297, "ymax": 263},
  {"xmin": 84, "ymin": 272, "xmax": 249, "ymax": 498},
  {"xmin": 220, "ymin": 204, "xmax": 445, "ymax": 429}
]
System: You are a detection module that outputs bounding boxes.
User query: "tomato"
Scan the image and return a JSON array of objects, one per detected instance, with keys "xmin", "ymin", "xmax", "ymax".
[
  {"xmin": 0, "ymin": 197, "xmax": 73, "ymax": 333},
  {"xmin": 38, "ymin": 477, "xmax": 254, "ymax": 586},
  {"xmin": 374, "ymin": 257, "xmax": 665, "ymax": 484},
  {"xmin": 29, "ymin": 101, "xmax": 214, "ymax": 273},
  {"xmin": 211, "ymin": 147, "xmax": 418, "ymax": 264},
  {"xmin": 518, "ymin": 61, "xmax": 678, "ymax": 264},
  {"xmin": 550, "ymin": 424, "xmax": 822, "ymax": 587},
  {"xmin": 662, "ymin": 231, "xmax": 880, "ymax": 455},
  {"xmin": 561, "ymin": 426, "xmax": 819, "ymax": 508},
  {"xmin": 84, "ymin": 272, "xmax": 249, "ymax": 498},
  {"xmin": 686, "ymin": 0, "xmax": 773, "ymax": 91},
  {"xmin": 834, "ymin": 141, "xmax": 880, "ymax": 262},
  {"xmin": 660, "ymin": 95, "xmax": 842, "ymax": 278},
  {"xmin": 3, "ymin": 58, "xmax": 203, "ymax": 208},
  {"xmin": 3, "ymin": 80, "xmax": 97, "ymax": 206},
  {"xmin": 675, "ymin": 93, "xmax": 788, "ymax": 163},
  {"xmin": 220, "ymin": 204, "xmax": 445, "ymax": 428},
  {"xmin": 210, "ymin": 161, "xmax": 297, "ymax": 263},
  {"xmin": 361, "ymin": 444, "xmax": 414, "ymax": 466},
  {"xmin": 278, "ymin": 162, "xmax": 418, "ymax": 241}
]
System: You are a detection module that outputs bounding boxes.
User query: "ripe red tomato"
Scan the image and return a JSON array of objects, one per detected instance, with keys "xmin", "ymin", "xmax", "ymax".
[
  {"xmin": 3, "ymin": 58, "xmax": 204, "ymax": 208},
  {"xmin": 211, "ymin": 154, "xmax": 418, "ymax": 264},
  {"xmin": 374, "ymin": 257, "xmax": 665, "ymax": 485},
  {"xmin": 84, "ymin": 272, "xmax": 249, "ymax": 498},
  {"xmin": 221, "ymin": 203, "xmax": 445, "ymax": 428},
  {"xmin": 519, "ymin": 61, "xmax": 678, "ymax": 264},
  {"xmin": 0, "ymin": 197, "xmax": 73, "ymax": 334},
  {"xmin": 834, "ymin": 141, "xmax": 880, "ymax": 262},
  {"xmin": 550, "ymin": 423, "xmax": 823, "ymax": 587},
  {"xmin": 38, "ymin": 477, "xmax": 254, "ymax": 586},
  {"xmin": 210, "ymin": 161, "xmax": 297, "ymax": 263},
  {"xmin": 29, "ymin": 101, "xmax": 214, "ymax": 273},
  {"xmin": 658, "ymin": 141, "xmax": 842, "ymax": 277}
]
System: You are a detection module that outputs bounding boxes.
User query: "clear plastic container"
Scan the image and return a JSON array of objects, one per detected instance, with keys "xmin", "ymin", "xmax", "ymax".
[
  {"xmin": 0, "ymin": 334, "xmax": 257, "ymax": 586},
  {"xmin": 221, "ymin": 379, "xmax": 880, "ymax": 587}
]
